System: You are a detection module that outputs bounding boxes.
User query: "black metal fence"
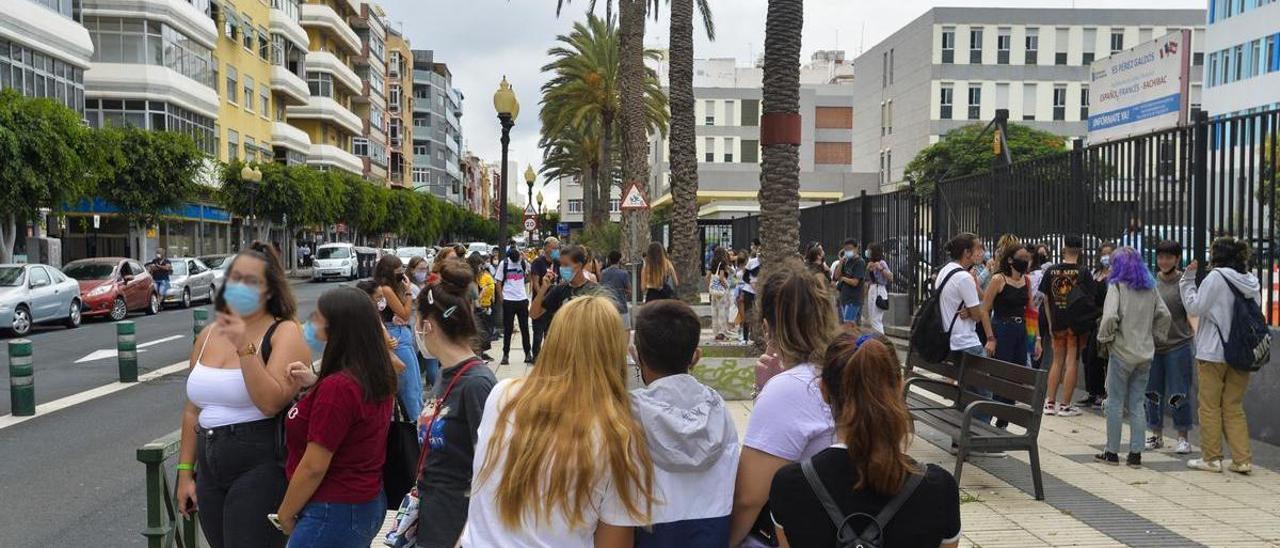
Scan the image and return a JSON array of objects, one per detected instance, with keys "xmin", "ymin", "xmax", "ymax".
[{"xmin": 697, "ymin": 107, "xmax": 1279, "ymax": 321}]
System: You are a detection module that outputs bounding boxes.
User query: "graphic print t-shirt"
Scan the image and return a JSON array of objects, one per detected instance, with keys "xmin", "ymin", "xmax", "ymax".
[
  {"xmin": 1037, "ymin": 263, "xmax": 1096, "ymax": 332},
  {"xmin": 497, "ymin": 259, "xmax": 529, "ymax": 301}
]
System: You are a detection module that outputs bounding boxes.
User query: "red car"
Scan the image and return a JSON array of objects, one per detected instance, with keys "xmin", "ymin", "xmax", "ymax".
[{"xmin": 64, "ymin": 258, "xmax": 161, "ymax": 320}]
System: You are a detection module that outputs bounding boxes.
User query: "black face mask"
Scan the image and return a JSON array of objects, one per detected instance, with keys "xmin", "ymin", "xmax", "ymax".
[{"xmin": 1010, "ymin": 258, "xmax": 1030, "ymax": 274}]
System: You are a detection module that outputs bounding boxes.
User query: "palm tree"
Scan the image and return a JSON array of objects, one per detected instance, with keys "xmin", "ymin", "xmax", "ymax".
[
  {"xmin": 617, "ymin": 0, "xmax": 653, "ymax": 261},
  {"xmin": 758, "ymin": 0, "xmax": 803, "ymax": 273},
  {"xmin": 667, "ymin": 0, "xmax": 715, "ymax": 302}
]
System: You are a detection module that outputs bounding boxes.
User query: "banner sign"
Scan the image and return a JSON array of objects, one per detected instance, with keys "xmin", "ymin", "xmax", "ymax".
[{"xmin": 1087, "ymin": 29, "xmax": 1191, "ymax": 144}]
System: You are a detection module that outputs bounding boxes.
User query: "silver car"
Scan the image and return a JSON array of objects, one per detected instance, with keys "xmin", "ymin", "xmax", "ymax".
[
  {"xmin": 164, "ymin": 258, "xmax": 216, "ymax": 308},
  {"xmin": 198, "ymin": 255, "xmax": 232, "ymax": 293},
  {"xmin": 0, "ymin": 264, "xmax": 82, "ymax": 336}
]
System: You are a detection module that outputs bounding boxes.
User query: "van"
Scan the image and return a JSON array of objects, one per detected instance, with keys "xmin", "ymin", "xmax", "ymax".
[{"xmin": 312, "ymin": 243, "xmax": 358, "ymax": 281}]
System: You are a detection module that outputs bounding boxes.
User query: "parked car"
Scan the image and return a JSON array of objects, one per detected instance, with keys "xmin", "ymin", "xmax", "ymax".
[
  {"xmin": 164, "ymin": 258, "xmax": 216, "ymax": 308},
  {"xmin": 312, "ymin": 243, "xmax": 358, "ymax": 281},
  {"xmin": 0, "ymin": 264, "xmax": 82, "ymax": 336},
  {"xmin": 64, "ymin": 258, "xmax": 160, "ymax": 321},
  {"xmin": 354, "ymin": 247, "xmax": 379, "ymax": 278},
  {"xmin": 466, "ymin": 242, "xmax": 492, "ymax": 258},
  {"xmin": 198, "ymin": 254, "xmax": 232, "ymax": 292}
]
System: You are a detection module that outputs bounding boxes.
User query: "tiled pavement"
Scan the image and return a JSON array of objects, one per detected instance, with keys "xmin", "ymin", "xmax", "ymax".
[{"xmin": 373, "ymin": 329, "xmax": 1280, "ymax": 548}]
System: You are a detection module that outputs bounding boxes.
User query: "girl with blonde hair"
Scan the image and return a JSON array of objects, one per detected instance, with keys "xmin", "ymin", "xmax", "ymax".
[
  {"xmin": 464, "ymin": 295, "xmax": 654, "ymax": 547},
  {"xmin": 641, "ymin": 242, "xmax": 678, "ymax": 302}
]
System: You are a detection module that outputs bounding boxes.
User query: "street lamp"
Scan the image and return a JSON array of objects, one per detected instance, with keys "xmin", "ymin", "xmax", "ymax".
[
  {"xmin": 493, "ymin": 76, "xmax": 519, "ymax": 243},
  {"xmin": 535, "ymin": 189, "xmax": 545, "ymax": 240},
  {"xmin": 240, "ymin": 164, "xmax": 263, "ymax": 246},
  {"xmin": 524, "ymin": 165, "xmax": 536, "ymax": 209}
]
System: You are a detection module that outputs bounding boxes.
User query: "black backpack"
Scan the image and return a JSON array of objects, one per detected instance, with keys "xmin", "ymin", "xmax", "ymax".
[
  {"xmin": 800, "ymin": 459, "xmax": 924, "ymax": 548},
  {"xmin": 1213, "ymin": 271, "xmax": 1271, "ymax": 372},
  {"xmin": 910, "ymin": 268, "xmax": 965, "ymax": 363}
]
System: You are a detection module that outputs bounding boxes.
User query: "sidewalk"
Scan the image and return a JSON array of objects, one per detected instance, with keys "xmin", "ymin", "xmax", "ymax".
[{"xmin": 373, "ymin": 330, "xmax": 1280, "ymax": 548}]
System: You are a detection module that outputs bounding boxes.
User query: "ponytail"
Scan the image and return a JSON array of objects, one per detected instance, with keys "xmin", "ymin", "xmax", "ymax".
[
  {"xmin": 416, "ymin": 260, "xmax": 477, "ymax": 343},
  {"xmin": 824, "ymin": 334, "xmax": 917, "ymax": 496}
]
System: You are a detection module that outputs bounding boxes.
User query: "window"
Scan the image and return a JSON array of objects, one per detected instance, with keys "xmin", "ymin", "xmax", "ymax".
[
  {"xmin": 306, "ymin": 72, "xmax": 333, "ymax": 97},
  {"xmin": 223, "ymin": 10, "xmax": 239, "ymax": 40},
  {"xmin": 724, "ymin": 141, "xmax": 734, "ymax": 163},
  {"xmin": 1234, "ymin": 44, "xmax": 1244, "ymax": 81},
  {"xmin": 997, "ymin": 28, "xmax": 1011, "ymax": 64},
  {"xmin": 1022, "ymin": 83, "xmax": 1037, "ymax": 121},
  {"xmin": 724, "ymin": 100, "xmax": 736, "ymax": 126},
  {"xmin": 84, "ymin": 17, "xmax": 214, "ymax": 87},
  {"xmin": 389, "ymin": 51, "xmax": 400, "ymax": 76},
  {"xmin": 969, "ymin": 27, "xmax": 984, "ymax": 64},
  {"xmin": 272, "ymin": 0, "xmax": 300, "ymax": 23},
  {"xmin": 1110, "ymin": 30, "xmax": 1125, "ymax": 54},
  {"xmin": 227, "ymin": 129, "xmax": 239, "ymax": 162},
  {"xmin": 1268, "ymin": 36, "xmax": 1279, "ymax": 74},
  {"xmin": 939, "ymin": 84, "xmax": 954, "ymax": 119},
  {"xmin": 370, "ymin": 103, "xmax": 384, "ymax": 131},
  {"xmin": 1249, "ymin": 39, "xmax": 1262, "ymax": 78},
  {"xmin": 996, "ymin": 82, "xmax": 1009, "ymax": 110},
  {"xmin": 609, "ymin": 199, "xmax": 620, "ymax": 212},
  {"xmin": 704, "ymin": 137, "xmax": 715, "ymax": 162},
  {"xmin": 567, "ymin": 199, "xmax": 582, "ymax": 214},
  {"xmin": 741, "ymin": 99, "xmax": 759, "ymax": 126},
  {"xmin": 241, "ymin": 13, "xmax": 254, "ymax": 50},
  {"xmin": 413, "ymin": 144, "xmax": 426, "ymax": 156},
  {"xmin": 260, "ymin": 85, "xmax": 269, "ymax": 117},
  {"xmin": 211, "ymin": 57, "xmax": 219, "ymax": 97},
  {"xmin": 436, "ymin": 149, "xmax": 444, "ymax": 161},
  {"xmin": 1080, "ymin": 86, "xmax": 1090, "ymax": 120},
  {"xmin": 1025, "ymin": 28, "xmax": 1039, "ymax": 64},
  {"xmin": 412, "ymin": 167, "xmax": 429, "ymax": 185},
  {"xmin": 967, "ymin": 84, "xmax": 981, "ymax": 120},
  {"xmin": 704, "ymin": 100, "xmax": 715, "ymax": 125},
  {"xmin": 1139, "ymin": 27, "xmax": 1152, "ymax": 44},
  {"xmin": 1208, "ymin": 51, "xmax": 1220, "ymax": 87},
  {"xmin": 244, "ymin": 137, "xmax": 256, "ymax": 162},
  {"xmin": 258, "ymin": 27, "xmax": 269, "ymax": 60},
  {"xmin": 213, "ymin": 122, "xmax": 220, "ymax": 157},
  {"xmin": 941, "ymin": 27, "xmax": 955, "ymax": 63},
  {"xmin": 889, "ymin": 48, "xmax": 895, "ymax": 84},
  {"xmin": 389, "ymin": 84, "xmax": 401, "ymax": 107},
  {"xmin": 741, "ymin": 139, "xmax": 758, "ymax": 163},
  {"xmin": 243, "ymin": 75, "xmax": 254, "ymax": 112},
  {"xmin": 226, "ymin": 64, "xmax": 238, "ymax": 103},
  {"xmin": 1052, "ymin": 85, "xmax": 1066, "ymax": 121},
  {"xmin": 1055, "ymin": 27, "xmax": 1068, "ymax": 65},
  {"xmin": 353, "ymin": 137, "xmax": 369, "ymax": 157},
  {"xmin": 1083, "ymin": 28, "xmax": 1097, "ymax": 65},
  {"xmin": 885, "ymin": 100, "xmax": 893, "ymax": 135},
  {"xmin": 882, "ymin": 51, "xmax": 888, "ymax": 87}
]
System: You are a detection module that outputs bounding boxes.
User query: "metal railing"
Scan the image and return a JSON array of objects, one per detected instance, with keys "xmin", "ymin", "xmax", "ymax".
[{"xmin": 138, "ymin": 430, "xmax": 201, "ymax": 548}]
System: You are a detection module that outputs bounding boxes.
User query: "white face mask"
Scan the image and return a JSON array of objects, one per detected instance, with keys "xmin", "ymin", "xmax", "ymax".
[{"xmin": 376, "ymin": 297, "xmax": 387, "ymax": 311}]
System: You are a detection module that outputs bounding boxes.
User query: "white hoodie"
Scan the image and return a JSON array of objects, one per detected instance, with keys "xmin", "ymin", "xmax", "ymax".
[
  {"xmin": 629, "ymin": 374, "xmax": 740, "ymax": 526},
  {"xmin": 1180, "ymin": 267, "xmax": 1262, "ymax": 363}
]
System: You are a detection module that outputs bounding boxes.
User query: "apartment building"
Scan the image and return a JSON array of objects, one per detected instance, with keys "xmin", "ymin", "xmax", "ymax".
[
  {"xmin": 350, "ymin": 2, "xmax": 388, "ymax": 183},
  {"xmin": 411, "ymin": 49, "xmax": 464, "ymax": 204},
  {"xmin": 288, "ymin": 0, "xmax": 363, "ymax": 174},
  {"xmin": 1, "ymin": 0, "xmax": 93, "ymax": 115},
  {"xmin": 1202, "ymin": 0, "xmax": 1280, "ymax": 116},
  {"xmin": 385, "ymin": 26, "xmax": 412, "ymax": 187},
  {"xmin": 854, "ymin": 7, "xmax": 1206, "ymax": 191}
]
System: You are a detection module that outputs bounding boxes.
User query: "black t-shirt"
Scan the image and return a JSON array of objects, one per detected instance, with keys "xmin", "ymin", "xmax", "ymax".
[
  {"xmin": 147, "ymin": 257, "xmax": 172, "ymax": 281},
  {"xmin": 541, "ymin": 281, "xmax": 598, "ymax": 326},
  {"xmin": 417, "ymin": 359, "xmax": 497, "ymax": 548},
  {"xmin": 838, "ymin": 257, "xmax": 867, "ymax": 304},
  {"xmin": 770, "ymin": 447, "xmax": 961, "ymax": 548},
  {"xmin": 1037, "ymin": 263, "xmax": 1098, "ymax": 333},
  {"xmin": 530, "ymin": 256, "xmax": 555, "ymax": 328}
]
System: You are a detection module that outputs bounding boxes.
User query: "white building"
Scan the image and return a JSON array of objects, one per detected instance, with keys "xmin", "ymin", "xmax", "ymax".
[
  {"xmin": 1201, "ymin": 0, "xmax": 1280, "ymax": 116},
  {"xmin": 853, "ymin": 7, "xmax": 1206, "ymax": 191},
  {"xmin": 1, "ymin": 0, "xmax": 95, "ymax": 115}
]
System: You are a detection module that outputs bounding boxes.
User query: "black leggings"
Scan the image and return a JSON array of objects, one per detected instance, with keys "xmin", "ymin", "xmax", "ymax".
[
  {"xmin": 502, "ymin": 299, "xmax": 530, "ymax": 356},
  {"xmin": 740, "ymin": 292, "xmax": 756, "ymax": 340},
  {"xmin": 195, "ymin": 418, "xmax": 287, "ymax": 548}
]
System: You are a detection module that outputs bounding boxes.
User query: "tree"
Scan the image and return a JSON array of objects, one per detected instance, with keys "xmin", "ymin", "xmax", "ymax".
[
  {"xmin": 95, "ymin": 125, "xmax": 203, "ymax": 258},
  {"xmin": 904, "ymin": 123, "xmax": 1068, "ymax": 195},
  {"xmin": 0, "ymin": 89, "xmax": 97, "ymax": 262},
  {"xmin": 668, "ymin": 0, "xmax": 715, "ymax": 302},
  {"xmin": 757, "ymin": 0, "xmax": 804, "ymax": 275},
  {"xmin": 218, "ymin": 160, "xmax": 308, "ymax": 242},
  {"xmin": 617, "ymin": 0, "xmax": 655, "ymax": 262}
]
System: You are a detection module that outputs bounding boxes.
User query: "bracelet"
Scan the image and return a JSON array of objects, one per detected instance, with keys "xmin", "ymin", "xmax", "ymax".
[{"xmin": 176, "ymin": 463, "xmax": 195, "ymax": 472}]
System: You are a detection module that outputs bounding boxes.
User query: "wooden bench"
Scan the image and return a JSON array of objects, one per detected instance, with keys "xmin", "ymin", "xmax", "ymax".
[
  {"xmin": 903, "ymin": 351, "xmax": 964, "ymax": 413},
  {"xmin": 904, "ymin": 352, "xmax": 1049, "ymax": 500}
]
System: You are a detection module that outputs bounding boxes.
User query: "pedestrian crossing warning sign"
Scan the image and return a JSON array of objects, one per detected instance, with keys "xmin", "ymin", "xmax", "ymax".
[{"xmin": 620, "ymin": 183, "xmax": 649, "ymax": 211}]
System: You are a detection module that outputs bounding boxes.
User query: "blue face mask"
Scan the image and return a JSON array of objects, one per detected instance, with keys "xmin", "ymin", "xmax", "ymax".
[
  {"xmin": 559, "ymin": 266, "xmax": 574, "ymax": 281},
  {"xmin": 413, "ymin": 271, "xmax": 427, "ymax": 284},
  {"xmin": 303, "ymin": 321, "xmax": 326, "ymax": 355},
  {"xmin": 550, "ymin": 249, "xmax": 561, "ymax": 261},
  {"xmin": 983, "ymin": 250, "xmax": 993, "ymax": 262},
  {"xmin": 843, "ymin": 250, "xmax": 855, "ymax": 259},
  {"xmin": 1100, "ymin": 255, "xmax": 1111, "ymax": 267},
  {"xmin": 222, "ymin": 281, "xmax": 262, "ymax": 317}
]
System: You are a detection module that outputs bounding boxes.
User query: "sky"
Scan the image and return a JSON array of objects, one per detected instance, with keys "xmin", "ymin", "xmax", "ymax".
[{"xmin": 379, "ymin": 0, "xmax": 1206, "ymax": 207}]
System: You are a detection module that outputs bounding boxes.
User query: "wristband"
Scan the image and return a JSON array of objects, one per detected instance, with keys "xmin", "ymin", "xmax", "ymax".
[{"xmin": 177, "ymin": 463, "xmax": 195, "ymax": 472}]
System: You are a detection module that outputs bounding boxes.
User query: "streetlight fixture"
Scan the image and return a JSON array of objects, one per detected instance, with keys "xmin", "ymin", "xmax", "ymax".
[
  {"xmin": 240, "ymin": 164, "xmax": 264, "ymax": 246},
  {"xmin": 493, "ymin": 76, "xmax": 519, "ymax": 243},
  {"xmin": 524, "ymin": 165, "xmax": 536, "ymax": 209},
  {"xmin": 535, "ymin": 189, "xmax": 545, "ymax": 240}
]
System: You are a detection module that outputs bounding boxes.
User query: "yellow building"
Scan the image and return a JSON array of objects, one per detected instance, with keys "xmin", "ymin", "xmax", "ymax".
[
  {"xmin": 289, "ymin": 0, "xmax": 364, "ymax": 174},
  {"xmin": 386, "ymin": 26, "xmax": 413, "ymax": 187}
]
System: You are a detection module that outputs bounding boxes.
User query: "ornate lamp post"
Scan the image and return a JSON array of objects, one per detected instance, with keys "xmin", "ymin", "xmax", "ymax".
[
  {"xmin": 535, "ymin": 189, "xmax": 545, "ymax": 240},
  {"xmin": 493, "ymin": 77, "xmax": 519, "ymax": 243},
  {"xmin": 524, "ymin": 165, "xmax": 536, "ymax": 209},
  {"xmin": 239, "ymin": 164, "xmax": 263, "ymax": 246}
]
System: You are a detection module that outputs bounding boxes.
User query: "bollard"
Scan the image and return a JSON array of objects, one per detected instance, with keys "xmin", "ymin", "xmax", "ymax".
[
  {"xmin": 192, "ymin": 308, "xmax": 209, "ymax": 339},
  {"xmin": 8, "ymin": 339, "xmax": 34, "ymax": 416},
  {"xmin": 117, "ymin": 321, "xmax": 137, "ymax": 383}
]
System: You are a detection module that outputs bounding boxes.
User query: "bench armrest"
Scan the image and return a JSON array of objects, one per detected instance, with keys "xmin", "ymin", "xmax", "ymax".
[
  {"xmin": 904, "ymin": 377, "xmax": 959, "ymax": 403},
  {"xmin": 960, "ymin": 400, "xmax": 1035, "ymax": 433}
]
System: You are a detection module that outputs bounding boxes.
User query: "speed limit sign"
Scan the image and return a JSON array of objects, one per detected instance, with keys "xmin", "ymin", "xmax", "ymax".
[{"xmin": 523, "ymin": 217, "xmax": 537, "ymax": 232}]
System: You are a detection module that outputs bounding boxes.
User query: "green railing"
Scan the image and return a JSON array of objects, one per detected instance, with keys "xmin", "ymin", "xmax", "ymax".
[{"xmin": 137, "ymin": 429, "xmax": 201, "ymax": 548}]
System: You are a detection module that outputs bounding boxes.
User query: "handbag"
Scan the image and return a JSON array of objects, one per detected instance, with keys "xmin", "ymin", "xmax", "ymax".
[
  {"xmin": 383, "ymin": 398, "xmax": 420, "ymax": 510},
  {"xmin": 875, "ymin": 285, "xmax": 890, "ymax": 311}
]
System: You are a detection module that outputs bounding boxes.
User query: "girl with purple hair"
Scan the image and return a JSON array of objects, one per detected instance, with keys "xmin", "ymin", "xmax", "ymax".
[{"xmin": 1094, "ymin": 247, "xmax": 1172, "ymax": 467}]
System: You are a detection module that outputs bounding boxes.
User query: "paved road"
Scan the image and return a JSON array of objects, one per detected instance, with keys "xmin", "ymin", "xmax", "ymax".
[{"xmin": 0, "ymin": 278, "xmax": 341, "ymax": 547}]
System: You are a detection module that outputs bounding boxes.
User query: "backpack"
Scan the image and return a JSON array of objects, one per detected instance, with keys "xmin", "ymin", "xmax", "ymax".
[
  {"xmin": 1213, "ymin": 272, "xmax": 1271, "ymax": 372},
  {"xmin": 800, "ymin": 459, "xmax": 924, "ymax": 548},
  {"xmin": 910, "ymin": 268, "xmax": 965, "ymax": 363}
]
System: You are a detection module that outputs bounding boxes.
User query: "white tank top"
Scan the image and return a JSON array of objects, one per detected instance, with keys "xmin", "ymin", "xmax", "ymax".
[{"xmin": 186, "ymin": 331, "xmax": 270, "ymax": 429}]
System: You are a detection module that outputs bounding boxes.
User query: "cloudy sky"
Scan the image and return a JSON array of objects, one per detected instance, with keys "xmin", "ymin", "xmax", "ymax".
[{"xmin": 379, "ymin": 0, "xmax": 1205, "ymax": 206}]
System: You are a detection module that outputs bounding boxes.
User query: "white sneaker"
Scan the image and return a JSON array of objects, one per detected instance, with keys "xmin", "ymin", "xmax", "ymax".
[
  {"xmin": 1043, "ymin": 402, "xmax": 1057, "ymax": 416},
  {"xmin": 1174, "ymin": 438, "xmax": 1192, "ymax": 454},
  {"xmin": 1228, "ymin": 462, "xmax": 1252, "ymax": 475},
  {"xmin": 1057, "ymin": 405, "xmax": 1082, "ymax": 417},
  {"xmin": 1187, "ymin": 458, "xmax": 1223, "ymax": 472}
]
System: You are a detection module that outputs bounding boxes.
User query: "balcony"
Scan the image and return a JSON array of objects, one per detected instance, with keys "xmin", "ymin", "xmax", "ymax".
[
  {"xmin": 269, "ymin": 8, "xmax": 309, "ymax": 50},
  {"xmin": 85, "ymin": 63, "xmax": 219, "ymax": 119},
  {"xmin": 271, "ymin": 121, "xmax": 311, "ymax": 154},
  {"xmin": 83, "ymin": 0, "xmax": 217, "ymax": 49},
  {"xmin": 299, "ymin": 3, "xmax": 361, "ymax": 55},
  {"xmin": 270, "ymin": 65, "xmax": 309, "ymax": 105},
  {"xmin": 306, "ymin": 51, "xmax": 361, "ymax": 95},
  {"xmin": 286, "ymin": 96, "xmax": 362, "ymax": 136},
  {"xmin": 307, "ymin": 143, "xmax": 363, "ymax": 175},
  {"xmin": 8, "ymin": 0, "xmax": 93, "ymax": 68}
]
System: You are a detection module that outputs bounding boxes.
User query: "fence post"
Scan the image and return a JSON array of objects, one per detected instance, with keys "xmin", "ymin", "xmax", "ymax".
[
  {"xmin": 1071, "ymin": 139, "xmax": 1087, "ymax": 236},
  {"xmin": 859, "ymin": 190, "xmax": 872, "ymax": 248},
  {"xmin": 1191, "ymin": 110, "xmax": 1210, "ymax": 263},
  {"xmin": 8, "ymin": 339, "xmax": 34, "ymax": 416},
  {"xmin": 117, "ymin": 321, "xmax": 137, "ymax": 383},
  {"xmin": 193, "ymin": 308, "xmax": 209, "ymax": 340}
]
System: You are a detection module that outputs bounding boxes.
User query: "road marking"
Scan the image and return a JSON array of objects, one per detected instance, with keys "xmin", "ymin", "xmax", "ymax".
[
  {"xmin": 75, "ymin": 335, "xmax": 186, "ymax": 364},
  {"xmin": 0, "ymin": 360, "xmax": 189, "ymax": 430}
]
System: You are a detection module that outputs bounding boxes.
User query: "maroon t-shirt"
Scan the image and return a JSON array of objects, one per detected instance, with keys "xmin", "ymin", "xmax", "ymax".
[{"xmin": 285, "ymin": 372, "xmax": 392, "ymax": 503}]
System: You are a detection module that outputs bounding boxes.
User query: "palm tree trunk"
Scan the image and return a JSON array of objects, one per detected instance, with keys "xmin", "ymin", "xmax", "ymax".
[
  {"xmin": 618, "ymin": 0, "xmax": 651, "ymax": 263},
  {"xmin": 597, "ymin": 110, "xmax": 615, "ymax": 228},
  {"xmin": 668, "ymin": 0, "xmax": 700, "ymax": 303},
  {"xmin": 582, "ymin": 166, "xmax": 598, "ymax": 231},
  {"xmin": 758, "ymin": 0, "xmax": 803, "ymax": 273}
]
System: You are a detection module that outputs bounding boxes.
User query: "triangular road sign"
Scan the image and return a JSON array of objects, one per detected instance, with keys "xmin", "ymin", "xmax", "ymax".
[
  {"xmin": 620, "ymin": 183, "xmax": 649, "ymax": 211},
  {"xmin": 524, "ymin": 203, "xmax": 537, "ymax": 216}
]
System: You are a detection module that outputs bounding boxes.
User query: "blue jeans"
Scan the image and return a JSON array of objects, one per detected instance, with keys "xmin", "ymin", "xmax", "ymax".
[
  {"xmin": 956, "ymin": 345, "xmax": 993, "ymax": 426},
  {"xmin": 287, "ymin": 493, "xmax": 385, "ymax": 548},
  {"xmin": 1105, "ymin": 355, "xmax": 1151, "ymax": 455},
  {"xmin": 840, "ymin": 302, "xmax": 862, "ymax": 323},
  {"xmin": 386, "ymin": 324, "xmax": 423, "ymax": 419},
  {"xmin": 155, "ymin": 279, "xmax": 170, "ymax": 301},
  {"xmin": 1146, "ymin": 342, "xmax": 1194, "ymax": 433}
]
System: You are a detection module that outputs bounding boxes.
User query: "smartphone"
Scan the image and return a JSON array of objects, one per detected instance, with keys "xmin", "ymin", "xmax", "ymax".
[
  {"xmin": 267, "ymin": 513, "xmax": 283, "ymax": 532},
  {"xmin": 213, "ymin": 281, "xmax": 229, "ymax": 314}
]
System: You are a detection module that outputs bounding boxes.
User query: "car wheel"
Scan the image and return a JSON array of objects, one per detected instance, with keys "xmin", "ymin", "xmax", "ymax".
[
  {"xmin": 110, "ymin": 296, "xmax": 128, "ymax": 321},
  {"xmin": 146, "ymin": 292, "xmax": 160, "ymax": 315},
  {"xmin": 65, "ymin": 300, "xmax": 81, "ymax": 329},
  {"xmin": 11, "ymin": 305, "xmax": 31, "ymax": 337},
  {"xmin": 181, "ymin": 288, "xmax": 191, "ymax": 309}
]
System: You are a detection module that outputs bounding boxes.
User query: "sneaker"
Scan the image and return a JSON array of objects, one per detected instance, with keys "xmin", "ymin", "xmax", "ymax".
[
  {"xmin": 1174, "ymin": 438, "xmax": 1192, "ymax": 454},
  {"xmin": 524, "ymin": 355, "xmax": 534, "ymax": 365},
  {"xmin": 1126, "ymin": 453, "xmax": 1142, "ymax": 468},
  {"xmin": 500, "ymin": 355, "xmax": 510, "ymax": 366},
  {"xmin": 480, "ymin": 352, "xmax": 494, "ymax": 361},
  {"xmin": 1094, "ymin": 451, "xmax": 1120, "ymax": 465},
  {"xmin": 1043, "ymin": 402, "xmax": 1057, "ymax": 416},
  {"xmin": 1227, "ymin": 462, "xmax": 1253, "ymax": 475},
  {"xmin": 1076, "ymin": 395, "xmax": 1102, "ymax": 408},
  {"xmin": 1187, "ymin": 458, "xmax": 1223, "ymax": 472},
  {"xmin": 1145, "ymin": 436, "xmax": 1164, "ymax": 451},
  {"xmin": 1057, "ymin": 405, "xmax": 1083, "ymax": 417}
]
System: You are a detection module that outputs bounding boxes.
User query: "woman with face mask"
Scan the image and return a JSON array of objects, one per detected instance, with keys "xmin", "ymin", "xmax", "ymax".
[
  {"xmin": 407, "ymin": 257, "xmax": 430, "ymax": 300},
  {"xmin": 375, "ymin": 255, "xmax": 425, "ymax": 419},
  {"xmin": 175, "ymin": 242, "xmax": 311, "ymax": 548},
  {"xmin": 1078, "ymin": 243, "xmax": 1117, "ymax": 409}
]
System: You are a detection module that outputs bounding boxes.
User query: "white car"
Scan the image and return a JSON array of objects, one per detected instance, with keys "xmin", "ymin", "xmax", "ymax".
[
  {"xmin": 312, "ymin": 243, "xmax": 358, "ymax": 281},
  {"xmin": 466, "ymin": 242, "xmax": 492, "ymax": 259},
  {"xmin": 0, "ymin": 264, "xmax": 82, "ymax": 336}
]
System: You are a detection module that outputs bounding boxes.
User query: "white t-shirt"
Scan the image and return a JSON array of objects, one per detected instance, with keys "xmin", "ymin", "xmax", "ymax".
[
  {"xmin": 937, "ymin": 262, "xmax": 981, "ymax": 351},
  {"xmin": 496, "ymin": 259, "xmax": 529, "ymax": 302},
  {"xmin": 463, "ymin": 379, "xmax": 647, "ymax": 548},
  {"xmin": 741, "ymin": 257, "xmax": 761, "ymax": 295}
]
